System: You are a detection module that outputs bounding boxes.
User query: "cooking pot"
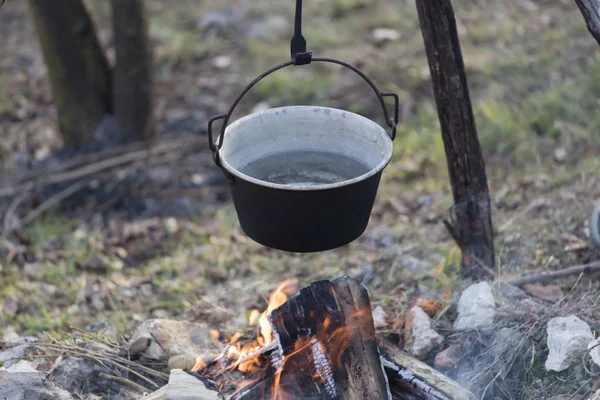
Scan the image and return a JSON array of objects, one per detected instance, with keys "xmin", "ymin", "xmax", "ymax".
[{"xmin": 208, "ymin": 57, "xmax": 399, "ymax": 253}]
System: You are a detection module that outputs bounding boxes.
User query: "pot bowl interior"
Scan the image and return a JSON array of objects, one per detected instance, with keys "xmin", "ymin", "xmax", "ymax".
[{"xmin": 219, "ymin": 106, "xmax": 393, "ymax": 189}]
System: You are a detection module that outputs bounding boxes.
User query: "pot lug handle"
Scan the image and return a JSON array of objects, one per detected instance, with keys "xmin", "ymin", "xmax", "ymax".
[
  {"xmin": 382, "ymin": 92, "xmax": 399, "ymax": 141},
  {"xmin": 207, "ymin": 113, "xmax": 234, "ymax": 182}
]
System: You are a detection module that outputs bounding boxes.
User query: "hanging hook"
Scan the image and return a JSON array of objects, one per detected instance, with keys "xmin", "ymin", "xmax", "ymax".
[{"xmin": 290, "ymin": 0, "xmax": 312, "ymax": 65}]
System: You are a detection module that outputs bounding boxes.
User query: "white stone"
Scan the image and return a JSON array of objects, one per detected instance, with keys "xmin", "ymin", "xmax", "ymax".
[
  {"xmin": 405, "ymin": 306, "xmax": 444, "ymax": 359},
  {"xmin": 545, "ymin": 315, "xmax": 594, "ymax": 372},
  {"xmin": 372, "ymin": 306, "xmax": 387, "ymax": 329},
  {"xmin": 372, "ymin": 28, "xmax": 400, "ymax": 43},
  {"xmin": 213, "ymin": 55, "xmax": 232, "ymax": 69},
  {"xmin": 587, "ymin": 339, "xmax": 600, "ymax": 368},
  {"xmin": 454, "ymin": 282, "xmax": 496, "ymax": 331}
]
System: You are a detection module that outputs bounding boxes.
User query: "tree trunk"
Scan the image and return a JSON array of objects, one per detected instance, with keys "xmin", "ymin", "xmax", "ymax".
[
  {"xmin": 573, "ymin": 0, "xmax": 600, "ymax": 46},
  {"xmin": 29, "ymin": 0, "xmax": 112, "ymax": 148},
  {"xmin": 110, "ymin": 0, "xmax": 154, "ymax": 141},
  {"xmin": 415, "ymin": 0, "xmax": 495, "ymax": 281}
]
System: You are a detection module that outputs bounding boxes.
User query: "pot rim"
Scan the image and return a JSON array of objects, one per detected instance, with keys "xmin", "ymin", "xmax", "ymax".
[{"xmin": 219, "ymin": 106, "xmax": 393, "ymax": 191}]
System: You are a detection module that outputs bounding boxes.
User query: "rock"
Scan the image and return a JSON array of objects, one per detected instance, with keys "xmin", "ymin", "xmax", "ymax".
[
  {"xmin": 0, "ymin": 360, "xmax": 74, "ymax": 400},
  {"xmin": 523, "ymin": 284, "xmax": 563, "ymax": 302},
  {"xmin": 545, "ymin": 316, "xmax": 594, "ymax": 372},
  {"xmin": 1, "ymin": 326, "xmax": 18, "ymax": 342},
  {"xmin": 372, "ymin": 306, "xmax": 388, "ymax": 330},
  {"xmin": 51, "ymin": 357, "xmax": 139, "ymax": 398},
  {"xmin": 167, "ymin": 353, "xmax": 215, "ymax": 371},
  {"xmin": 86, "ymin": 318, "xmax": 118, "ymax": 341},
  {"xmin": 372, "ymin": 28, "xmax": 400, "ymax": 44},
  {"xmin": 0, "ymin": 344, "xmax": 33, "ymax": 368},
  {"xmin": 23, "ymin": 262, "xmax": 43, "ymax": 279},
  {"xmin": 165, "ymin": 217, "xmax": 179, "ymax": 234},
  {"xmin": 128, "ymin": 337, "xmax": 150, "ymax": 354},
  {"xmin": 129, "ymin": 319, "xmax": 220, "ymax": 361},
  {"xmin": 434, "ymin": 345, "xmax": 461, "ymax": 371},
  {"xmin": 167, "ymin": 369, "xmax": 219, "ymax": 399},
  {"xmin": 213, "ymin": 55, "xmax": 232, "ymax": 70},
  {"xmin": 454, "ymin": 282, "xmax": 496, "ymax": 331},
  {"xmin": 404, "ymin": 306, "xmax": 444, "ymax": 359},
  {"xmin": 589, "ymin": 389, "xmax": 600, "ymax": 400},
  {"xmin": 554, "ymin": 147, "xmax": 567, "ymax": 163},
  {"xmin": 495, "ymin": 282, "xmax": 527, "ymax": 300},
  {"xmin": 587, "ymin": 339, "xmax": 600, "ymax": 367}
]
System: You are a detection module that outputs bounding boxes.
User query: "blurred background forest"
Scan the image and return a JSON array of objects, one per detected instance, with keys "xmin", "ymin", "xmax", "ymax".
[{"xmin": 1, "ymin": 0, "xmax": 600, "ymax": 398}]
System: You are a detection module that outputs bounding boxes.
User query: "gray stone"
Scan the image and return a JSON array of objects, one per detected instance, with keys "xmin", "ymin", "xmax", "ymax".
[
  {"xmin": 454, "ymin": 282, "xmax": 496, "ymax": 331},
  {"xmin": 545, "ymin": 316, "xmax": 594, "ymax": 372},
  {"xmin": 0, "ymin": 344, "xmax": 33, "ymax": 368},
  {"xmin": 129, "ymin": 319, "xmax": 220, "ymax": 361},
  {"xmin": 50, "ymin": 356, "xmax": 129, "ymax": 397},
  {"xmin": 404, "ymin": 306, "xmax": 444, "ymax": 359},
  {"xmin": 0, "ymin": 360, "xmax": 74, "ymax": 400}
]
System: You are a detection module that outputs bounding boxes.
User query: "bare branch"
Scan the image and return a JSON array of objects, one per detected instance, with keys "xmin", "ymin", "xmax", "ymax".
[{"xmin": 574, "ymin": 0, "xmax": 600, "ymax": 45}]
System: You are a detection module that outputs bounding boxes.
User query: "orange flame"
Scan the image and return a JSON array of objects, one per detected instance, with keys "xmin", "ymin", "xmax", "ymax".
[
  {"xmin": 192, "ymin": 279, "xmax": 297, "ymax": 376},
  {"xmin": 191, "ymin": 278, "xmax": 370, "ymax": 400}
]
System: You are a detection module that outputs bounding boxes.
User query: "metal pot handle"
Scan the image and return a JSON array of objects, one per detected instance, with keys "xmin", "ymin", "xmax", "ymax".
[
  {"xmin": 208, "ymin": 0, "xmax": 398, "ymax": 167},
  {"xmin": 207, "ymin": 58, "xmax": 399, "ymax": 167}
]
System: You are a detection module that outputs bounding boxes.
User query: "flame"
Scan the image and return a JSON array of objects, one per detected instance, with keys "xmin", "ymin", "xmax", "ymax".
[
  {"xmin": 256, "ymin": 279, "xmax": 295, "ymax": 346},
  {"xmin": 191, "ymin": 279, "xmax": 296, "ymax": 377},
  {"xmin": 190, "ymin": 278, "xmax": 369, "ymax": 400}
]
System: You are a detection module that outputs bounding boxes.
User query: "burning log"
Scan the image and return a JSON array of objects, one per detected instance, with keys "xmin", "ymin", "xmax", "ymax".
[
  {"xmin": 188, "ymin": 277, "xmax": 473, "ymax": 400},
  {"xmin": 233, "ymin": 277, "xmax": 390, "ymax": 399}
]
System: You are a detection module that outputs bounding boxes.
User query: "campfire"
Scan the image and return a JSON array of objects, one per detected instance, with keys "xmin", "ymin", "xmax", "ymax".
[{"xmin": 179, "ymin": 277, "xmax": 472, "ymax": 400}]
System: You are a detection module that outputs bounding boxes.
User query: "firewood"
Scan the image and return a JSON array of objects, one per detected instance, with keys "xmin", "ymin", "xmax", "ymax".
[
  {"xmin": 380, "ymin": 342, "xmax": 476, "ymax": 400},
  {"xmin": 230, "ymin": 276, "xmax": 390, "ymax": 399},
  {"xmin": 192, "ymin": 277, "xmax": 472, "ymax": 399}
]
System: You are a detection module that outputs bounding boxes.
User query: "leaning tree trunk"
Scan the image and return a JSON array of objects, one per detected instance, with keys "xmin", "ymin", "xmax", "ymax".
[
  {"xmin": 415, "ymin": 0, "xmax": 495, "ymax": 281},
  {"xmin": 29, "ymin": 0, "xmax": 112, "ymax": 148},
  {"xmin": 110, "ymin": 0, "xmax": 155, "ymax": 141},
  {"xmin": 574, "ymin": 0, "xmax": 600, "ymax": 45}
]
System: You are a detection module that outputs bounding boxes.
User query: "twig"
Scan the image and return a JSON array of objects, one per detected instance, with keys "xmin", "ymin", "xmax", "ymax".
[
  {"xmin": 2, "ymin": 190, "xmax": 29, "ymax": 237},
  {"xmin": 0, "ymin": 140, "xmax": 147, "ymax": 188},
  {"xmin": 507, "ymin": 260, "xmax": 600, "ymax": 287},
  {"xmin": 21, "ymin": 179, "xmax": 89, "ymax": 227},
  {"xmin": 0, "ymin": 136, "xmax": 202, "ymax": 198},
  {"xmin": 99, "ymin": 372, "xmax": 151, "ymax": 393}
]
